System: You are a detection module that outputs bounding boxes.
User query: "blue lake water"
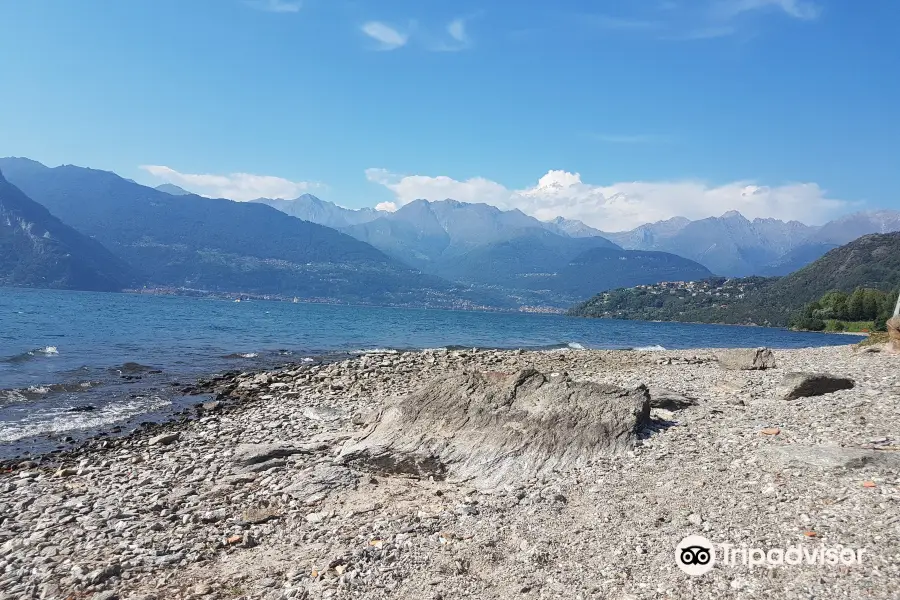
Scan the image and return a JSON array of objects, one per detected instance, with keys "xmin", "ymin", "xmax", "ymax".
[{"xmin": 0, "ymin": 287, "xmax": 862, "ymax": 458}]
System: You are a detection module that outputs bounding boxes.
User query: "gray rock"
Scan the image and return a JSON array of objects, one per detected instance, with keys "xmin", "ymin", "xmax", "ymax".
[
  {"xmin": 303, "ymin": 406, "xmax": 341, "ymax": 422},
  {"xmin": 648, "ymin": 387, "xmax": 698, "ymax": 410},
  {"xmin": 763, "ymin": 445, "xmax": 900, "ymax": 471},
  {"xmin": 718, "ymin": 347, "xmax": 776, "ymax": 371},
  {"xmin": 284, "ymin": 464, "xmax": 358, "ymax": 502},
  {"xmin": 148, "ymin": 432, "xmax": 180, "ymax": 446},
  {"xmin": 339, "ymin": 369, "xmax": 650, "ymax": 487},
  {"xmin": 776, "ymin": 372, "xmax": 855, "ymax": 400},
  {"xmin": 232, "ymin": 442, "xmax": 325, "ymax": 466}
]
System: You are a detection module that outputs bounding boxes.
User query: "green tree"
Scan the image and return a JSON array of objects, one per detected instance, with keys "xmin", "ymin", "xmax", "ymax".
[{"xmin": 847, "ymin": 289, "xmax": 866, "ymax": 321}]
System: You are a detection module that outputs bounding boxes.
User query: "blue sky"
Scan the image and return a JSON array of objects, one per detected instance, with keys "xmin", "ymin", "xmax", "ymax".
[{"xmin": 0, "ymin": 0, "xmax": 898, "ymax": 229}]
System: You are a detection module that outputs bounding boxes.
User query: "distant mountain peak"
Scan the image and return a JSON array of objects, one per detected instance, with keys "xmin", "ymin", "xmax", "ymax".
[
  {"xmin": 155, "ymin": 183, "xmax": 191, "ymax": 196},
  {"xmin": 252, "ymin": 194, "xmax": 382, "ymax": 229},
  {"xmin": 720, "ymin": 210, "xmax": 746, "ymax": 220}
]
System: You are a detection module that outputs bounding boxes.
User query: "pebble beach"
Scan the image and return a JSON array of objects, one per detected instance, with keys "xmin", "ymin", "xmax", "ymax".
[{"xmin": 2, "ymin": 344, "xmax": 898, "ymax": 600}]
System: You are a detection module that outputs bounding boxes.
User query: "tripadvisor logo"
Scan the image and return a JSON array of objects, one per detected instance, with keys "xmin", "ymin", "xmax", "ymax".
[
  {"xmin": 675, "ymin": 535, "xmax": 866, "ymax": 576},
  {"xmin": 676, "ymin": 535, "xmax": 716, "ymax": 576}
]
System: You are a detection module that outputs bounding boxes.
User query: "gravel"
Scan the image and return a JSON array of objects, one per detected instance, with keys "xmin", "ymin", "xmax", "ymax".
[{"xmin": 1, "ymin": 344, "xmax": 898, "ymax": 599}]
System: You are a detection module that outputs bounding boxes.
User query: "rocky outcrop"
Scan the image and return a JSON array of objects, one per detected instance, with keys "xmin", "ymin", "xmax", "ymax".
[
  {"xmin": 339, "ymin": 369, "xmax": 651, "ymax": 487},
  {"xmin": 776, "ymin": 372, "xmax": 855, "ymax": 400},
  {"xmin": 888, "ymin": 316, "xmax": 900, "ymax": 353},
  {"xmin": 718, "ymin": 347, "xmax": 776, "ymax": 370}
]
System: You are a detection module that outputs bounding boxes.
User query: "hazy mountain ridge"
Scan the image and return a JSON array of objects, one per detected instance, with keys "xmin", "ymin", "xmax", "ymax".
[
  {"xmin": 336, "ymin": 202, "xmax": 710, "ymax": 305},
  {"xmin": 340, "ymin": 199, "xmax": 606, "ymax": 271},
  {"xmin": 0, "ymin": 169, "xmax": 134, "ymax": 291},
  {"xmin": 252, "ymin": 195, "xmax": 383, "ymax": 229},
  {"xmin": 602, "ymin": 210, "xmax": 900, "ymax": 277},
  {"xmin": 5, "ymin": 155, "xmax": 899, "ymax": 310},
  {"xmin": 0, "ymin": 158, "xmax": 492, "ymax": 307}
]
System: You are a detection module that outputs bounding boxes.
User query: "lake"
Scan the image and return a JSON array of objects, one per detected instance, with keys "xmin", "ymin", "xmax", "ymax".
[{"xmin": 0, "ymin": 287, "xmax": 862, "ymax": 458}]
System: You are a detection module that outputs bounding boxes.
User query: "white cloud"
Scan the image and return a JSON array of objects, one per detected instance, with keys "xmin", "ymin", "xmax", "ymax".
[
  {"xmin": 718, "ymin": 0, "xmax": 821, "ymax": 20},
  {"xmin": 430, "ymin": 18, "xmax": 472, "ymax": 52},
  {"xmin": 361, "ymin": 21, "xmax": 409, "ymax": 50},
  {"xmin": 588, "ymin": 0, "xmax": 819, "ymax": 42},
  {"xmin": 448, "ymin": 18, "xmax": 467, "ymax": 43},
  {"xmin": 375, "ymin": 201, "xmax": 398, "ymax": 212},
  {"xmin": 365, "ymin": 168, "xmax": 511, "ymax": 206},
  {"xmin": 245, "ymin": 0, "xmax": 301, "ymax": 13},
  {"xmin": 140, "ymin": 165, "xmax": 316, "ymax": 202},
  {"xmin": 365, "ymin": 168, "xmax": 850, "ymax": 231}
]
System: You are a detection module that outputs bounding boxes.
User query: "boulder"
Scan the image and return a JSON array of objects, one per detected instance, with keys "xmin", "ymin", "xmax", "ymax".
[
  {"xmin": 648, "ymin": 387, "xmax": 698, "ymax": 410},
  {"xmin": 339, "ymin": 369, "xmax": 651, "ymax": 487},
  {"xmin": 888, "ymin": 316, "xmax": 900, "ymax": 352},
  {"xmin": 718, "ymin": 347, "xmax": 776, "ymax": 371},
  {"xmin": 776, "ymin": 372, "xmax": 855, "ymax": 400}
]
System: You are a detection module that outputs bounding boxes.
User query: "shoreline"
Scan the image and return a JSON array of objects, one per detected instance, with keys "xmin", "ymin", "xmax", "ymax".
[
  {"xmin": 0, "ymin": 336, "xmax": 868, "ymax": 465},
  {"xmin": 2, "ymin": 344, "xmax": 898, "ymax": 599}
]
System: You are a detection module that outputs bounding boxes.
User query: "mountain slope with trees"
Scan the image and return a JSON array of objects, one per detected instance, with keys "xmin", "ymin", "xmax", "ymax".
[
  {"xmin": 0, "ymin": 169, "xmax": 134, "ymax": 291},
  {"xmin": 570, "ymin": 232, "xmax": 900, "ymax": 327}
]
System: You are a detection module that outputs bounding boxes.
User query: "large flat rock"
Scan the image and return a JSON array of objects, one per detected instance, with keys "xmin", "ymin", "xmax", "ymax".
[
  {"xmin": 339, "ymin": 369, "xmax": 651, "ymax": 487},
  {"xmin": 718, "ymin": 347, "xmax": 776, "ymax": 371},
  {"xmin": 776, "ymin": 372, "xmax": 855, "ymax": 400},
  {"xmin": 763, "ymin": 445, "xmax": 900, "ymax": 471}
]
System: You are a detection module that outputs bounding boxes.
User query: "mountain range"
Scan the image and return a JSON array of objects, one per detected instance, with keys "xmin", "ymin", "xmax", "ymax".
[
  {"xmin": 255, "ymin": 196, "xmax": 712, "ymax": 304},
  {"xmin": 601, "ymin": 210, "xmax": 900, "ymax": 277},
  {"xmin": 4, "ymin": 155, "xmax": 900, "ymax": 311},
  {"xmin": 0, "ymin": 158, "xmax": 492, "ymax": 307},
  {"xmin": 0, "ymin": 158, "xmax": 718, "ymax": 307},
  {"xmin": 255, "ymin": 193, "xmax": 900, "ymax": 279}
]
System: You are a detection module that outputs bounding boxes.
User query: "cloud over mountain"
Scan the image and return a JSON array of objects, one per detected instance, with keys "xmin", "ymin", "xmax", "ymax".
[
  {"xmin": 140, "ymin": 165, "xmax": 316, "ymax": 201},
  {"xmin": 365, "ymin": 168, "xmax": 850, "ymax": 231}
]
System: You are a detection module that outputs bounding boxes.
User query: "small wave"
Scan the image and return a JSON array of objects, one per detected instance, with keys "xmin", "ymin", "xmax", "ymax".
[
  {"xmin": 0, "ymin": 395, "xmax": 172, "ymax": 443},
  {"xmin": 224, "ymin": 352, "xmax": 259, "ymax": 359},
  {"xmin": 3, "ymin": 346, "xmax": 60, "ymax": 363},
  {"xmin": 301, "ymin": 357, "xmax": 315, "ymax": 363},
  {"xmin": 0, "ymin": 381, "xmax": 99, "ymax": 406},
  {"xmin": 634, "ymin": 345, "xmax": 667, "ymax": 351},
  {"xmin": 110, "ymin": 362, "xmax": 161, "ymax": 375},
  {"xmin": 354, "ymin": 348, "xmax": 400, "ymax": 355},
  {"xmin": 567, "ymin": 342, "xmax": 586, "ymax": 350}
]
